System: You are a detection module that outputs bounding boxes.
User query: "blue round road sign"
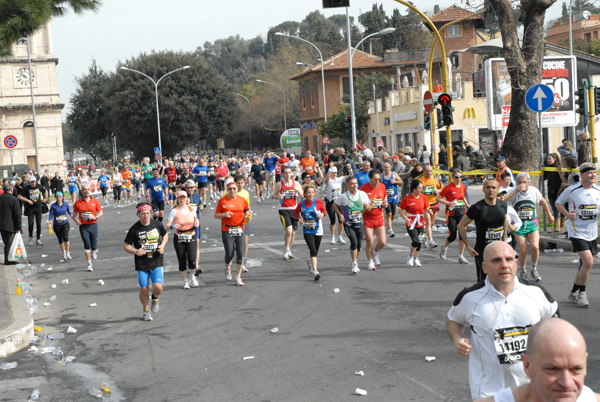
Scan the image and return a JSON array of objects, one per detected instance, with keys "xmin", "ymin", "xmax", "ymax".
[
  {"xmin": 525, "ymin": 84, "xmax": 554, "ymax": 113},
  {"xmin": 3, "ymin": 135, "xmax": 17, "ymax": 149}
]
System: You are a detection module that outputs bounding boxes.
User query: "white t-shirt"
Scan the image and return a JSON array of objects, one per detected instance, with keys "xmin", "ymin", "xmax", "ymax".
[
  {"xmin": 447, "ymin": 279, "xmax": 558, "ymax": 399},
  {"xmin": 287, "ymin": 159, "xmax": 300, "ymax": 176},
  {"xmin": 325, "ymin": 176, "xmax": 345, "ymax": 202},
  {"xmin": 555, "ymin": 184, "xmax": 600, "ymax": 241},
  {"xmin": 509, "ymin": 187, "xmax": 542, "ymax": 221},
  {"xmin": 335, "ymin": 190, "xmax": 370, "ymax": 208}
]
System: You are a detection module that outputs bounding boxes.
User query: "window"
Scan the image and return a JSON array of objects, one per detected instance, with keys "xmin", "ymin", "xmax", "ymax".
[
  {"xmin": 447, "ymin": 24, "xmax": 461, "ymax": 37},
  {"xmin": 311, "ymin": 84, "xmax": 315, "ymax": 107},
  {"xmin": 302, "ymin": 85, "xmax": 306, "ymax": 109},
  {"xmin": 23, "ymin": 121, "xmax": 34, "ymax": 148},
  {"xmin": 342, "ymin": 76, "xmax": 356, "ymax": 99}
]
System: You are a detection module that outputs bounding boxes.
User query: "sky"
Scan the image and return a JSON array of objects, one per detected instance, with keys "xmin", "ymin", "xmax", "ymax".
[{"xmin": 51, "ymin": 0, "xmax": 564, "ymax": 120}]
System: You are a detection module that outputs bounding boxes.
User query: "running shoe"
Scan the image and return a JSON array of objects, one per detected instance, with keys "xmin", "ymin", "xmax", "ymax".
[
  {"xmin": 92, "ymin": 249, "xmax": 98, "ymax": 260},
  {"xmin": 225, "ymin": 267, "xmax": 232, "ymax": 281},
  {"xmin": 183, "ymin": 278, "xmax": 190, "ymax": 289},
  {"xmin": 151, "ymin": 298, "xmax": 159, "ymax": 313},
  {"xmin": 307, "ymin": 260, "xmax": 313, "ymax": 272},
  {"xmin": 257, "ymin": 198, "xmax": 261, "ymax": 203},
  {"xmin": 351, "ymin": 262, "xmax": 360, "ymax": 274},
  {"xmin": 429, "ymin": 240, "xmax": 438, "ymax": 249},
  {"xmin": 530, "ymin": 268, "xmax": 542, "ymax": 282},
  {"xmin": 576, "ymin": 292, "xmax": 590, "ymax": 307},
  {"xmin": 194, "ymin": 266, "xmax": 203, "ymax": 276},
  {"xmin": 242, "ymin": 265, "xmax": 248, "ymax": 273},
  {"xmin": 313, "ymin": 270, "xmax": 321, "ymax": 281},
  {"xmin": 373, "ymin": 253, "xmax": 381, "ymax": 266},
  {"xmin": 568, "ymin": 291, "xmax": 579, "ymax": 303},
  {"xmin": 367, "ymin": 260, "xmax": 376, "ymax": 271},
  {"xmin": 388, "ymin": 229, "xmax": 395, "ymax": 238},
  {"xmin": 36, "ymin": 239, "xmax": 43, "ymax": 246},
  {"xmin": 236, "ymin": 276, "xmax": 244, "ymax": 286},
  {"xmin": 518, "ymin": 267, "xmax": 528, "ymax": 281},
  {"xmin": 422, "ymin": 240, "xmax": 429, "ymax": 249},
  {"xmin": 29, "ymin": 237, "xmax": 34, "ymax": 246},
  {"xmin": 413, "ymin": 258, "xmax": 422, "ymax": 267},
  {"xmin": 288, "ymin": 250, "xmax": 296, "ymax": 259},
  {"xmin": 337, "ymin": 236, "xmax": 346, "ymax": 245},
  {"xmin": 143, "ymin": 308, "xmax": 153, "ymax": 321},
  {"xmin": 87, "ymin": 262, "xmax": 93, "ymax": 272},
  {"xmin": 283, "ymin": 250, "xmax": 290, "ymax": 260},
  {"xmin": 66, "ymin": 252, "xmax": 72, "ymax": 260},
  {"xmin": 439, "ymin": 246, "xmax": 447, "ymax": 260},
  {"xmin": 330, "ymin": 236, "xmax": 336, "ymax": 245},
  {"xmin": 189, "ymin": 274, "xmax": 199, "ymax": 287},
  {"xmin": 458, "ymin": 255, "xmax": 470, "ymax": 264},
  {"xmin": 407, "ymin": 256, "xmax": 415, "ymax": 267}
]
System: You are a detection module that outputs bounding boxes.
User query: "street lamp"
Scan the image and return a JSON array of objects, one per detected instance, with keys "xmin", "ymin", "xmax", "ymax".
[
  {"xmin": 120, "ymin": 65, "xmax": 190, "ymax": 160},
  {"xmin": 275, "ymin": 32, "xmax": 328, "ymax": 122},
  {"xmin": 256, "ymin": 79, "xmax": 287, "ymax": 131},
  {"xmin": 18, "ymin": 36, "xmax": 41, "ymax": 175},
  {"xmin": 296, "ymin": 62, "xmax": 314, "ymax": 68},
  {"xmin": 347, "ymin": 26, "xmax": 396, "ymax": 149},
  {"xmin": 234, "ymin": 92, "xmax": 252, "ymax": 150}
]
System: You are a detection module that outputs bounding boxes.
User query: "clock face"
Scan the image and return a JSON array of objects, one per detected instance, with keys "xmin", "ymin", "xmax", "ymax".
[{"xmin": 15, "ymin": 67, "xmax": 34, "ymax": 87}]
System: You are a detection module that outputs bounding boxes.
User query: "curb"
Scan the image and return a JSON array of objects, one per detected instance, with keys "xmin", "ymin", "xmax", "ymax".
[{"xmin": 0, "ymin": 266, "xmax": 34, "ymax": 357}]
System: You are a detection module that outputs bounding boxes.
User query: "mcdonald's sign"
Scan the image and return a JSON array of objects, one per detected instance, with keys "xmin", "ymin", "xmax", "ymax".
[{"xmin": 464, "ymin": 107, "xmax": 477, "ymax": 119}]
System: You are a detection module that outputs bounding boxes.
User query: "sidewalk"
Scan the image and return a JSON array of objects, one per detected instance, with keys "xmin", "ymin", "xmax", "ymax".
[{"xmin": 0, "ymin": 183, "xmax": 579, "ymax": 356}]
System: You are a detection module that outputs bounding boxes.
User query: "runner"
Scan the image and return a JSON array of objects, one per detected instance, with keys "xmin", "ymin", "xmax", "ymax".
[
  {"xmin": 398, "ymin": 179, "xmax": 432, "ymax": 267},
  {"xmin": 18, "ymin": 176, "xmax": 48, "ymax": 246},
  {"xmin": 73, "ymin": 184, "xmax": 103, "ymax": 271},
  {"xmin": 121, "ymin": 165, "xmax": 133, "ymax": 205},
  {"xmin": 360, "ymin": 170, "xmax": 388, "ymax": 270},
  {"xmin": 438, "ymin": 168, "xmax": 470, "ymax": 264},
  {"xmin": 124, "ymin": 202, "xmax": 168, "ymax": 321},
  {"xmin": 417, "ymin": 164, "xmax": 443, "ymax": 249},
  {"xmin": 145, "ymin": 168, "xmax": 168, "ymax": 222},
  {"xmin": 182, "ymin": 180, "xmax": 204, "ymax": 276},
  {"xmin": 97, "ymin": 169, "xmax": 111, "ymax": 205},
  {"xmin": 192, "ymin": 158, "xmax": 209, "ymax": 205},
  {"xmin": 67, "ymin": 171, "xmax": 79, "ymax": 204},
  {"xmin": 555, "ymin": 162, "xmax": 600, "ymax": 307},
  {"xmin": 287, "ymin": 153, "xmax": 300, "ymax": 180},
  {"xmin": 354, "ymin": 160, "xmax": 371, "ymax": 188},
  {"xmin": 250, "ymin": 157, "xmax": 265, "ymax": 203},
  {"xmin": 324, "ymin": 166, "xmax": 347, "ymax": 245},
  {"xmin": 48, "ymin": 192, "xmax": 72, "ymax": 262},
  {"xmin": 333, "ymin": 176, "xmax": 371, "ymax": 274},
  {"xmin": 132, "ymin": 167, "xmax": 143, "ymax": 200},
  {"xmin": 112, "ymin": 166, "xmax": 124, "ymax": 208},
  {"xmin": 141, "ymin": 157, "xmax": 154, "ymax": 183},
  {"xmin": 263, "ymin": 151, "xmax": 280, "ymax": 198},
  {"xmin": 299, "ymin": 150, "xmax": 317, "ymax": 181},
  {"xmin": 235, "ymin": 175, "xmax": 252, "ymax": 273},
  {"xmin": 505, "ymin": 172, "xmax": 554, "ymax": 281},
  {"xmin": 295, "ymin": 184, "xmax": 326, "ymax": 280},
  {"xmin": 381, "ymin": 161, "xmax": 403, "ymax": 238},
  {"xmin": 274, "ymin": 166, "xmax": 304, "ymax": 260},
  {"xmin": 214, "ymin": 178, "xmax": 251, "ymax": 286},
  {"xmin": 215, "ymin": 159, "xmax": 230, "ymax": 198},
  {"xmin": 164, "ymin": 161, "xmax": 179, "ymax": 208},
  {"xmin": 277, "ymin": 151, "xmax": 290, "ymax": 183},
  {"xmin": 207, "ymin": 159, "xmax": 218, "ymax": 200},
  {"xmin": 176, "ymin": 165, "xmax": 194, "ymax": 190},
  {"xmin": 165, "ymin": 190, "xmax": 200, "ymax": 289}
]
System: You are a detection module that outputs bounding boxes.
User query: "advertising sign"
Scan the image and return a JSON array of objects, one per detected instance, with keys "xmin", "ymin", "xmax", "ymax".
[
  {"xmin": 485, "ymin": 56, "xmax": 577, "ymax": 130},
  {"xmin": 280, "ymin": 128, "xmax": 302, "ymax": 155}
]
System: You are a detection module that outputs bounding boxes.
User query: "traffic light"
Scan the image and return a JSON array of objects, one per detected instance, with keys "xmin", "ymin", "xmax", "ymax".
[
  {"xmin": 424, "ymin": 111, "xmax": 431, "ymax": 130},
  {"xmin": 344, "ymin": 115, "xmax": 352, "ymax": 135},
  {"xmin": 323, "ymin": 0, "xmax": 349, "ymax": 8},
  {"xmin": 576, "ymin": 87, "xmax": 588, "ymax": 116},
  {"xmin": 438, "ymin": 93, "xmax": 453, "ymax": 127},
  {"xmin": 594, "ymin": 87, "xmax": 600, "ymax": 115},
  {"xmin": 436, "ymin": 108, "xmax": 443, "ymax": 128}
]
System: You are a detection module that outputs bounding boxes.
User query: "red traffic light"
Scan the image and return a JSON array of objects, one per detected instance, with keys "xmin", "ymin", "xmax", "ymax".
[{"xmin": 438, "ymin": 93, "xmax": 452, "ymax": 106}]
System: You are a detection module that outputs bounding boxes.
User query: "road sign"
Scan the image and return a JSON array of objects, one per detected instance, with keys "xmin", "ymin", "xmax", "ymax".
[
  {"xmin": 423, "ymin": 90, "xmax": 434, "ymax": 113},
  {"xmin": 438, "ymin": 93, "xmax": 452, "ymax": 107},
  {"xmin": 154, "ymin": 147, "xmax": 161, "ymax": 155},
  {"xmin": 4, "ymin": 135, "xmax": 17, "ymax": 149},
  {"xmin": 155, "ymin": 154, "xmax": 161, "ymax": 161},
  {"xmin": 62, "ymin": 160, "xmax": 68, "ymax": 168},
  {"xmin": 526, "ymin": 84, "xmax": 554, "ymax": 113},
  {"xmin": 322, "ymin": 134, "xmax": 332, "ymax": 145},
  {"xmin": 376, "ymin": 139, "xmax": 384, "ymax": 148}
]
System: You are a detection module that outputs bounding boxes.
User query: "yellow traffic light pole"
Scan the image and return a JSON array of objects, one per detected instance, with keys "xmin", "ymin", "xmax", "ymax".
[{"xmin": 588, "ymin": 86, "xmax": 597, "ymax": 163}]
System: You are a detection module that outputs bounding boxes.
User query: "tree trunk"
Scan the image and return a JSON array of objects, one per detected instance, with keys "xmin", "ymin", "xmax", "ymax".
[{"xmin": 490, "ymin": 0, "xmax": 556, "ymax": 172}]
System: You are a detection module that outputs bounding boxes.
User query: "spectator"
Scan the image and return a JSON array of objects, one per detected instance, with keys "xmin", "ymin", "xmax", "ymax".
[
  {"xmin": 463, "ymin": 140, "xmax": 475, "ymax": 157},
  {"xmin": 558, "ymin": 139, "xmax": 577, "ymax": 159},
  {"xmin": 543, "ymin": 153, "xmax": 563, "ymax": 232},
  {"xmin": 438, "ymin": 144, "xmax": 448, "ymax": 170},
  {"xmin": 577, "ymin": 132, "xmax": 592, "ymax": 165},
  {"xmin": 404, "ymin": 146, "xmax": 414, "ymax": 158}
]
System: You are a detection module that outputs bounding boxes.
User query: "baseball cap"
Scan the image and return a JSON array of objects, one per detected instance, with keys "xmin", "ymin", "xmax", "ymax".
[
  {"xmin": 392, "ymin": 155, "xmax": 399, "ymax": 160},
  {"xmin": 495, "ymin": 156, "xmax": 506, "ymax": 161},
  {"xmin": 329, "ymin": 166, "xmax": 338, "ymax": 173},
  {"xmin": 29, "ymin": 176, "xmax": 36, "ymax": 182},
  {"xmin": 403, "ymin": 155, "xmax": 411, "ymax": 161},
  {"xmin": 185, "ymin": 180, "xmax": 196, "ymax": 187},
  {"xmin": 290, "ymin": 153, "xmax": 295, "ymax": 158},
  {"xmin": 176, "ymin": 190, "xmax": 187, "ymax": 198},
  {"xmin": 579, "ymin": 162, "xmax": 596, "ymax": 174}
]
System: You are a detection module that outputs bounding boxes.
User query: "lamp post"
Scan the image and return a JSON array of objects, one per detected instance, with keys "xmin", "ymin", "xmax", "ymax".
[
  {"xmin": 18, "ymin": 36, "xmax": 41, "ymax": 175},
  {"xmin": 256, "ymin": 79, "xmax": 287, "ymax": 131},
  {"xmin": 120, "ymin": 65, "xmax": 190, "ymax": 160},
  {"xmin": 234, "ymin": 92, "xmax": 252, "ymax": 150},
  {"xmin": 275, "ymin": 32, "xmax": 328, "ymax": 123},
  {"xmin": 296, "ymin": 62, "xmax": 314, "ymax": 68},
  {"xmin": 346, "ymin": 25, "xmax": 396, "ymax": 149}
]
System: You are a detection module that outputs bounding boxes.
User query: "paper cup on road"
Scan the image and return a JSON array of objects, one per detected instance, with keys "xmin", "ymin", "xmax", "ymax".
[
  {"xmin": 333, "ymin": 288, "xmax": 340, "ymax": 293},
  {"xmin": 67, "ymin": 326, "xmax": 77, "ymax": 334},
  {"xmin": 61, "ymin": 279, "xmax": 69, "ymax": 285},
  {"xmin": 89, "ymin": 303, "xmax": 97, "ymax": 307},
  {"xmin": 355, "ymin": 388, "xmax": 367, "ymax": 396},
  {"xmin": 355, "ymin": 371, "xmax": 364, "ymax": 376},
  {"xmin": 98, "ymin": 280, "xmax": 104, "ymax": 286},
  {"xmin": 425, "ymin": 356, "xmax": 436, "ymax": 362}
]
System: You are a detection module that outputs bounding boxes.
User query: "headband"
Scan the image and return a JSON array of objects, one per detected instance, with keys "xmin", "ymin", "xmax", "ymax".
[
  {"xmin": 580, "ymin": 165, "xmax": 596, "ymax": 174},
  {"xmin": 55, "ymin": 192, "xmax": 63, "ymax": 197},
  {"xmin": 137, "ymin": 204, "xmax": 152, "ymax": 212}
]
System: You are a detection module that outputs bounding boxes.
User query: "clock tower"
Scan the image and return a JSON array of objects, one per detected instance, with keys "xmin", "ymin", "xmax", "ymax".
[{"xmin": 0, "ymin": 23, "xmax": 64, "ymax": 175}]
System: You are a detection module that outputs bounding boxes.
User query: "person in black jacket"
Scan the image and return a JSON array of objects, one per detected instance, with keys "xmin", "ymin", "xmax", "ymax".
[
  {"xmin": 50, "ymin": 172, "xmax": 64, "ymax": 195},
  {"xmin": 544, "ymin": 153, "xmax": 563, "ymax": 232},
  {"xmin": 0, "ymin": 182, "xmax": 22, "ymax": 265},
  {"xmin": 18, "ymin": 176, "xmax": 48, "ymax": 246}
]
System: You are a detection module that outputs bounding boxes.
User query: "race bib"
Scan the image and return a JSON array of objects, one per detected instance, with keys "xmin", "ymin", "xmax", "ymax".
[
  {"xmin": 386, "ymin": 188, "xmax": 395, "ymax": 197},
  {"xmin": 229, "ymin": 226, "xmax": 243, "ymax": 237},
  {"xmin": 494, "ymin": 325, "xmax": 531, "ymax": 365},
  {"xmin": 55, "ymin": 215, "xmax": 67, "ymax": 223},
  {"xmin": 178, "ymin": 230, "xmax": 194, "ymax": 243},
  {"xmin": 372, "ymin": 199, "xmax": 383, "ymax": 209},
  {"xmin": 452, "ymin": 200, "xmax": 466, "ymax": 214},
  {"xmin": 114, "ymin": 179, "xmax": 122, "ymax": 185},
  {"xmin": 231, "ymin": 170, "xmax": 238, "ymax": 176},
  {"xmin": 283, "ymin": 189, "xmax": 296, "ymax": 199},
  {"xmin": 30, "ymin": 190, "xmax": 40, "ymax": 201},
  {"xmin": 349, "ymin": 210, "xmax": 363, "ymax": 224},
  {"xmin": 579, "ymin": 204, "xmax": 598, "ymax": 220},
  {"xmin": 423, "ymin": 185, "xmax": 434, "ymax": 195},
  {"xmin": 153, "ymin": 185, "xmax": 162, "ymax": 192},
  {"xmin": 485, "ymin": 226, "xmax": 504, "ymax": 241},
  {"xmin": 199, "ymin": 171, "xmax": 207, "ymax": 176},
  {"xmin": 303, "ymin": 220, "xmax": 317, "ymax": 230},
  {"xmin": 518, "ymin": 207, "xmax": 534, "ymax": 220},
  {"xmin": 81, "ymin": 211, "xmax": 95, "ymax": 221},
  {"xmin": 332, "ymin": 188, "xmax": 341, "ymax": 199}
]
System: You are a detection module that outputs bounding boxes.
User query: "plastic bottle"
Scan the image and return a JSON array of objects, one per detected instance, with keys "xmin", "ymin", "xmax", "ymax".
[
  {"xmin": 45, "ymin": 333, "xmax": 65, "ymax": 340},
  {"xmin": 34, "ymin": 325, "xmax": 43, "ymax": 332},
  {"xmin": 31, "ymin": 389, "xmax": 40, "ymax": 399},
  {"xmin": 51, "ymin": 347, "xmax": 63, "ymax": 356},
  {"xmin": 101, "ymin": 382, "xmax": 111, "ymax": 393},
  {"xmin": 47, "ymin": 222, "xmax": 53, "ymax": 235},
  {"xmin": 49, "ymin": 295, "xmax": 56, "ymax": 301},
  {"xmin": 89, "ymin": 388, "xmax": 103, "ymax": 398},
  {"xmin": 40, "ymin": 263, "xmax": 45, "ymax": 268},
  {"xmin": 64, "ymin": 356, "xmax": 75, "ymax": 363},
  {"xmin": 16, "ymin": 279, "xmax": 21, "ymax": 295},
  {"xmin": 0, "ymin": 361, "xmax": 17, "ymax": 370}
]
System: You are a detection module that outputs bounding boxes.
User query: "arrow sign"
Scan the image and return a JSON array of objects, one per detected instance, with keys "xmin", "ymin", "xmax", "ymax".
[{"xmin": 525, "ymin": 84, "xmax": 554, "ymax": 113}]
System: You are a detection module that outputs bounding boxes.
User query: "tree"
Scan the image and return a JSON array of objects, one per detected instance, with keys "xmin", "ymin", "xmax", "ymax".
[
  {"xmin": 0, "ymin": 0, "xmax": 100, "ymax": 55},
  {"xmin": 354, "ymin": 73, "xmax": 393, "ymax": 143},
  {"xmin": 488, "ymin": 0, "xmax": 557, "ymax": 171},
  {"xmin": 359, "ymin": 4, "xmax": 387, "ymax": 56}
]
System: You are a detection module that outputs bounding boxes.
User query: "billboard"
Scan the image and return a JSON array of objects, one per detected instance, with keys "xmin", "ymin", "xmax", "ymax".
[
  {"xmin": 280, "ymin": 128, "xmax": 302, "ymax": 155},
  {"xmin": 485, "ymin": 56, "xmax": 577, "ymax": 130}
]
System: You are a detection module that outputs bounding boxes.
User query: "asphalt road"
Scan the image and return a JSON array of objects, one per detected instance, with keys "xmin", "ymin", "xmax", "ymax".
[{"xmin": 1, "ymin": 185, "xmax": 600, "ymax": 401}]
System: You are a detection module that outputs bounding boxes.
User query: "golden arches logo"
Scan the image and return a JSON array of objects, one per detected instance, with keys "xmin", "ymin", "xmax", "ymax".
[{"xmin": 464, "ymin": 107, "xmax": 477, "ymax": 119}]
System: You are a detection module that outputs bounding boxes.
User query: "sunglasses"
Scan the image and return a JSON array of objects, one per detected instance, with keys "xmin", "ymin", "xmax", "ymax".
[{"xmin": 454, "ymin": 176, "xmax": 462, "ymax": 179}]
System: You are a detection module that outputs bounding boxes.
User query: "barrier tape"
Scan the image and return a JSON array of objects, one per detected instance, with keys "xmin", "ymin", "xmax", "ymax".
[{"xmin": 432, "ymin": 167, "xmax": 579, "ymax": 176}]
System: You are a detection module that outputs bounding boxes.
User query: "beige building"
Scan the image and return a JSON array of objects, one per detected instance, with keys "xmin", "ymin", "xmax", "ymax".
[{"xmin": 0, "ymin": 23, "xmax": 64, "ymax": 174}]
